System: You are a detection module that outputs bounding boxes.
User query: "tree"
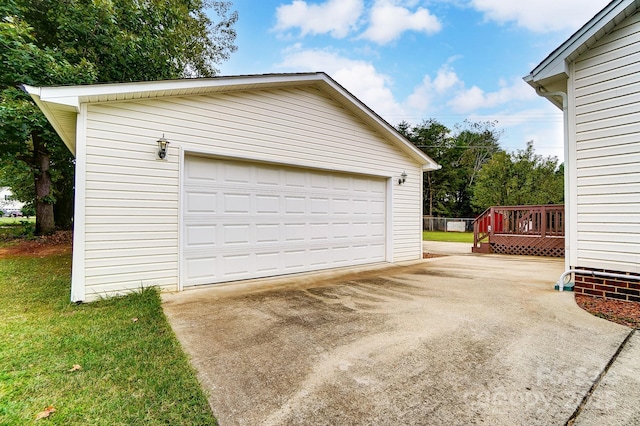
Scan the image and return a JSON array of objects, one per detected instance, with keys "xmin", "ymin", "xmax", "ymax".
[
  {"xmin": 471, "ymin": 141, "xmax": 564, "ymax": 210},
  {"xmin": 0, "ymin": 0, "xmax": 238, "ymax": 234},
  {"xmin": 0, "ymin": 3, "xmax": 96, "ymax": 233},
  {"xmin": 399, "ymin": 119, "xmax": 502, "ymax": 217}
]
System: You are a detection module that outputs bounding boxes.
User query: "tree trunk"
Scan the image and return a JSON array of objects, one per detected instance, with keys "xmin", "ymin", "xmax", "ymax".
[
  {"xmin": 54, "ymin": 183, "xmax": 74, "ymax": 230},
  {"xmin": 33, "ymin": 132, "xmax": 56, "ymax": 235}
]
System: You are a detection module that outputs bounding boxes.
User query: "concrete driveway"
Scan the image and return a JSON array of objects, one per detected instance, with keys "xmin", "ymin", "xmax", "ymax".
[{"xmin": 162, "ymin": 247, "xmax": 637, "ymax": 425}]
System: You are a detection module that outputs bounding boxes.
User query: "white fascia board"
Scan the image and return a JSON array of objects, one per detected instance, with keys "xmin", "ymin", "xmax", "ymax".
[
  {"xmin": 524, "ymin": 0, "xmax": 637, "ymax": 85},
  {"xmin": 22, "ymin": 84, "xmax": 80, "ymax": 108},
  {"xmin": 32, "ymin": 73, "xmax": 325, "ymax": 104}
]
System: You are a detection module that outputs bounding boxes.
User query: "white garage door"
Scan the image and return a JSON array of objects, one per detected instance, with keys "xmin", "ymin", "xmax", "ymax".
[{"xmin": 181, "ymin": 155, "xmax": 387, "ymax": 287}]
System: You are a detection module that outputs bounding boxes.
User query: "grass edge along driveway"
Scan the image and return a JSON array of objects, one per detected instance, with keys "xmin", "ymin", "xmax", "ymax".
[
  {"xmin": 422, "ymin": 230, "xmax": 474, "ymax": 243},
  {"xmin": 0, "ymin": 251, "xmax": 216, "ymax": 425}
]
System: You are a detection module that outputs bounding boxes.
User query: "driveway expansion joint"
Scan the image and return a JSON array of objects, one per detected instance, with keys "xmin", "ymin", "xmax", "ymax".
[{"xmin": 565, "ymin": 328, "xmax": 637, "ymax": 426}]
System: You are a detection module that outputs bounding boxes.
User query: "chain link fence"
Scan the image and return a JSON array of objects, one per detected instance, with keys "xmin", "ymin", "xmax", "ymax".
[{"xmin": 423, "ymin": 216, "xmax": 475, "ymax": 232}]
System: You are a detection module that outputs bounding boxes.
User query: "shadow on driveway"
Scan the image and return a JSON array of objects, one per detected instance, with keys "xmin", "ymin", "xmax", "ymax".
[{"xmin": 163, "ymin": 254, "xmax": 633, "ymax": 425}]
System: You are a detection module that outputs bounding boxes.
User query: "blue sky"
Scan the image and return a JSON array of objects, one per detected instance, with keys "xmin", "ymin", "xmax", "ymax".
[{"xmin": 217, "ymin": 0, "xmax": 612, "ymax": 161}]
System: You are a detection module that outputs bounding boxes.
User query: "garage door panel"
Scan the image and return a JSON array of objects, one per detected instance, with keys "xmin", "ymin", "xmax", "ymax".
[
  {"xmin": 222, "ymin": 254, "xmax": 251, "ymax": 277},
  {"xmin": 256, "ymin": 195, "xmax": 280, "ymax": 213},
  {"xmin": 309, "ymin": 247, "xmax": 330, "ymax": 266},
  {"xmin": 185, "ymin": 256, "xmax": 217, "ymax": 282},
  {"xmin": 332, "ymin": 223, "xmax": 351, "ymax": 239},
  {"xmin": 222, "ymin": 224, "xmax": 251, "ymax": 245},
  {"xmin": 185, "ymin": 191, "xmax": 217, "ymax": 213},
  {"xmin": 182, "ymin": 156, "xmax": 387, "ymax": 287},
  {"xmin": 371, "ymin": 199, "xmax": 385, "ymax": 214},
  {"xmin": 224, "ymin": 163, "xmax": 251, "ymax": 183},
  {"xmin": 256, "ymin": 167, "xmax": 280, "ymax": 186},
  {"xmin": 283, "ymin": 249, "xmax": 306, "ymax": 269},
  {"xmin": 332, "ymin": 246, "xmax": 352, "ymax": 264},
  {"xmin": 332, "ymin": 199, "xmax": 350, "ymax": 214},
  {"xmin": 256, "ymin": 224, "xmax": 280, "ymax": 243},
  {"xmin": 284, "ymin": 223, "xmax": 306, "ymax": 242},
  {"xmin": 310, "ymin": 223, "xmax": 330, "ymax": 240},
  {"xmin": 283, "ymin": 196, "xmax": 305, "ymax": 214},
  {"xmin": 285, "ymin": 170, "xmax": 305, "ymax": 187},
  {"xmin": 352, "ymin": 245, "xmax": 371, "ymax": 261},
  {"xmin": 353, "ymin": 178, "xmax": 370, "ymax": 192},
  {"xmin": 333, "ymin": 176, "xmax": 350, "ymax": 191},
  {"xmin": 310, "ymin": 197, "xmax": 329, "ymax": 214},
  {"xmin": 370, "ymin": 243, "xmax": 385, "ymax": 259},
  {"xmin": 371, "ymin": 222, "xmax": 386, "ymax": 237},
  {"xmin": 353, "ymin": 199, "xmax": 370, "ymax": 215},
  {"xmin": 186, "ymin": 156, "xmax": 218, "ymax": 181},
  {"xmin": 353, "ymin": 222, "xmax": 370, "ymax": 238},
  {"xmin": 223, "ymin": 193, "xmax": 251, "ymax": 213},
  {"xmin": 255, "ymin": 252, "xmax": 280, "ymax": 273},
  {"xmin": 185, "ymin": 225, "xmax": 217, "ymax": 246},
  {"xmin": 311, "ymin": 174, "xmax": 329, "ymax": 189}
]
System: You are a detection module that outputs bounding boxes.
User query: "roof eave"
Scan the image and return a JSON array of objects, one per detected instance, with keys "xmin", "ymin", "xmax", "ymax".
[{"xmin": 524, "ymin": 0, "xmax": 639, "ymax": 103}]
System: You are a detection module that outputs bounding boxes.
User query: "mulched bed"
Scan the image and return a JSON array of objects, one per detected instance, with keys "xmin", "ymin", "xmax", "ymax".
[
  {"xmin": 575, "ymin": 294, "xmax": 640, "ymax": 329},
  {"xmin": 0, "ymin": 231, "xmax": 73, "ymax": 258}
]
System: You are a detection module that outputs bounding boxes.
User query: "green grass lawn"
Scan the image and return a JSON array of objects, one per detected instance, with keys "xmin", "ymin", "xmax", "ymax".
[
  {"xmin": 0, "ymin": 251, "xmax": 216, "ymax": 425},
  {"xmin": 0, "ymin": 219, "xmax": 36, "ymax": 241},
  {"xmin": 422, "ymin": 230, "xmax": 474, "ymax": 243},
  {"xmin": 0, "ymin": 217, "xmax": 35, "ymax": 224}
]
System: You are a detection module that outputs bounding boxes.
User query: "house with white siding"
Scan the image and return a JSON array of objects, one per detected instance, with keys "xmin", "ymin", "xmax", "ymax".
[
  {"xmin": 0, "ymin": 187, "xmax": 24, "ymax": 216},
  {"xmin": 25, "ymin": 72, "xmax": 439, "ymax": 302},
  {"xmin": 524, "ymin": 0, "xmax": 640, "ymax": 302}
]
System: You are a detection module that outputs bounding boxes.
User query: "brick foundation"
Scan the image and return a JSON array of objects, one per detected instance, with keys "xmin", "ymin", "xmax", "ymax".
[{"xmin": 573, "ymin": 267, "xmax": 640, "ymax": 303}]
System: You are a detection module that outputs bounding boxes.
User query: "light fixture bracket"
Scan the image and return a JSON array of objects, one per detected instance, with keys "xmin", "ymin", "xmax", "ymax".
[
  {"xmin": 398, "ymin": 171, "xmax": 407, "ymax": 185},
  {"xmin": 157, "ymin": 135, "xmax": 170, "ymax": 160}
]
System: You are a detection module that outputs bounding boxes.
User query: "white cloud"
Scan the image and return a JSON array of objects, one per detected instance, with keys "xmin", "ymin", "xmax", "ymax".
[
  {"xmin": 469, "ymin": 0, "xmax": 611, "ymax": 33},
  {"xmin": 276, "ymin": 48, "xmax": 560, "ymax": 155},
  {"xmin": 467, "ymin": 105, "xmax": 565, "ymax": 160},
  {"xmin": 274, "ymin": 0, "xmax": 364, "ymax": 38},
  {"xmin": 277, "ymin": 46, "xmax": 405, "ymax": 119},
  {"xmin": 405, "ymin": 65, "xmax": 462, "ymax": 111},
  {"xmin": 360, "ymin": 0, "xmax": 442, "ymax": 44},
  {"xmin": 448, "ymin": 78, "xmax": 537, "ymax": 113}
]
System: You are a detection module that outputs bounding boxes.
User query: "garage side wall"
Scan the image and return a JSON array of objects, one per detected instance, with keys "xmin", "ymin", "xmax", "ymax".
[
  {"xmin": 81, "ymin": 87, "xmax": 422, "ymax": 300},
  {"xmin": 572, "ymin": 10, "xmax": 640, "ymax": 276}
]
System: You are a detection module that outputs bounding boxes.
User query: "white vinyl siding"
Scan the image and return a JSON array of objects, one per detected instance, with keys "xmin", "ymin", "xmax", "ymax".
[
  {"xmin": 81, "ymin": 86, "xmax": 422, "ymax": 300},
  {"xmin": 573, "ymin": 10, "xmax": 640, "ymax": 273}
]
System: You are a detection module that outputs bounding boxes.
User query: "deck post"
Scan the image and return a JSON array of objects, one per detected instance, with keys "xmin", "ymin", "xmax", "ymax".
[{"xmin": 489, "ymin": 206, "xmax": 494, "ymax": 239}]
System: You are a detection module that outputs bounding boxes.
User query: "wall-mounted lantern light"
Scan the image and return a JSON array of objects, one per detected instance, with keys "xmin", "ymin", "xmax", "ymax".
[
  {"xmin": 157, "ymin": 135, "xmax": 170, "ymax": 160},
  {"xmin": 398, "ymin": 171, "xmax": 407, "ymax": 185}
]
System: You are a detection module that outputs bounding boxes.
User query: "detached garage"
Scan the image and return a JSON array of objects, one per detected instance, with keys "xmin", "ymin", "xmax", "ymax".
[{"xmin": 25, "ymin": 73, "xmax": 439, "ymax": 302}]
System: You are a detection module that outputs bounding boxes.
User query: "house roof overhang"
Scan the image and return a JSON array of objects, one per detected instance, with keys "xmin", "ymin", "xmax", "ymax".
[
  {"xmin": 523, "ymin": 0, "xmax": 640, "ymax": 109},
  {"xmin": 23, "ymin": 72, "xmax": 440, "ymax": 171}
]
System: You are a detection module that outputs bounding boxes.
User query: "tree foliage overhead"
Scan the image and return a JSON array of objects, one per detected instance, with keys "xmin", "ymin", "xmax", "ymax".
[
  {"xmin": 471, "ymin": 141, "xmax": 564, "ymax": 211},
  {"xmin": 21, "ymin": 0, "xmax": 237, "ymax": 81},
  {"xmin": 0, "ymin": 0, "xmax": 237, "ymax": 234}
]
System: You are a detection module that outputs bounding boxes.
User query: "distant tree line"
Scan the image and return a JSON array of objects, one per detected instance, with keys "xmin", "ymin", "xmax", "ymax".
[{"xmin": 397, "ymin": 119, "xmax": 564, "ymax": 218}]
